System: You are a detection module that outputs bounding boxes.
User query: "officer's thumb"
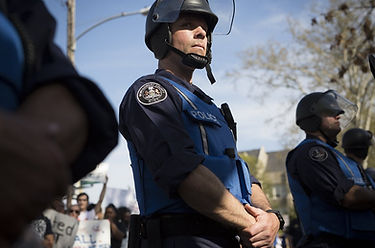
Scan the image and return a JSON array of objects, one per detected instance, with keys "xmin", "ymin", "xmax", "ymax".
[{"xmin": 244, "ymin": 204, "xmax": 262, "ymax": 218}]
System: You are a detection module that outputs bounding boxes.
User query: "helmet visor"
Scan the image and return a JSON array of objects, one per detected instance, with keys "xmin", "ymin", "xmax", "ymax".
[
  {"xmin": 313, "ymin": 90, "xmax": 358, "ymax": 129},
  {"xmin": 152, "ymin": 0, "xmax": 235, "ymax": 35},
  {"xmin": 152, "ymin": 0, "xmax": 185, "ymax": 23},
  {"xmin": 210, "ymin": 0, "xmax": 235, "ymax": 35}
]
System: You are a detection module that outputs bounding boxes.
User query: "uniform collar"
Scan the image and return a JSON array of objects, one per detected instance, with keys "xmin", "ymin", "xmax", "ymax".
[
  {"xmin": 306, "ymin": 134, "xmax": 322, "ymax": 141},
  {"xmin": 156, "ymin": 69, "xmax": 213, "ymax": 104}
]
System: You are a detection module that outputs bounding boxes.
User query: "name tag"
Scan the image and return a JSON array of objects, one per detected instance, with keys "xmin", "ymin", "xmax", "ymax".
[{"xmin": 187, "ymin": 110, "xmax": 221, "ymax": 127}]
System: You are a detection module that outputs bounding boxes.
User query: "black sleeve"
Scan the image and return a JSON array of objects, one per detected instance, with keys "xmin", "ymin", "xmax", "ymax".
[
  {"xmin": 8, "ymin": 0, "xmax": 118, "ymax": 182},
  {"xmin": 291, "ymin": 143, "xmax": 354, "ymax": 206},
  {"xmin": 119, "ymin": 77, "xmax": 204, "ymax": 197},
  {"xmin": 43, "ymin": 216, "xmax": 53, "ymax": 236},
  {"xmin": 251, "ymin": 175, "xmax": 261, "ymax": 186}
]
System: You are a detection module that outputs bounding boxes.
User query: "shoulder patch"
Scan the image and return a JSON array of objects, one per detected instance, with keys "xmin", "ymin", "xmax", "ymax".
[
  {"xmin": 136, "ymin": 82, "xmax": 167, "ymax": 105},
  {"xmin": 308, "ymin": 146, "xmax": 328, "ymax": 162}
]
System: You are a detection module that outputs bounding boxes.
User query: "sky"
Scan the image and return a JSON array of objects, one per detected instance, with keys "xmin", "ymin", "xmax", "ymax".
[{"xmin": 42, "ymin": 0, "xmax": 318, "ymax": 200}]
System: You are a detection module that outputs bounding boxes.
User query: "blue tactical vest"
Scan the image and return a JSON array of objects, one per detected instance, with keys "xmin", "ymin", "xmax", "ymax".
[
  {"xmin": 128, "ymin": 76, "xmax": 252, "ymax": 216},
  {"xmin": 0, "ymin": 11, "xmax": 24, "ymax": 110},
  {"xmin": 287, "ymin": 138, "xmax": 375, "ymax": 240}
]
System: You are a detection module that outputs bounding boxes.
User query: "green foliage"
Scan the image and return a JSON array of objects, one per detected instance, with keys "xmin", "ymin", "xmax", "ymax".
[
  {"xmin": 239, "ymin": 152, "xmax": 274, "ymax": 207},
  {"xmin": 239, "ymin": 152, "xmax": 259, "ymax": 177}
]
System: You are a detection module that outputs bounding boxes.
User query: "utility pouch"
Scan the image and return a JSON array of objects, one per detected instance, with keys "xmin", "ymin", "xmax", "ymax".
[{"xmin": 128, "ymin": 214, "xmax": 142, "ymax": 248}]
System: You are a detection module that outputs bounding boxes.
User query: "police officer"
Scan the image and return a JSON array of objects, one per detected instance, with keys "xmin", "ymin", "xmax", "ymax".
[
  {"xmin": 119, "ymin": 0, "xmax": 282, "ymax": 247},
  {"xmin": 342, "ymin": 128, "xmax": 375, "ymax": 189},
  {"xmin": 286, "ymin": 90, "xmax": 375, "ymax": 248}
]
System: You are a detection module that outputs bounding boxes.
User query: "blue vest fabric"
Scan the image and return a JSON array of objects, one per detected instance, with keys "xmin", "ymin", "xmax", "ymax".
[
  {"xmin": 288, "ymin": 138, "xmax": 375, "ymax": 240},
  {"xmin": 0, "ymin": 11, "xmax": 24, "ymax": 110},
  {"xmin": 128, "ymin": 76, "xmax": 252, "ymax": 216}
]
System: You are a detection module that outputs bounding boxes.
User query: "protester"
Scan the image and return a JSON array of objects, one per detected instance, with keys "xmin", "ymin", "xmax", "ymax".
[
  {"xmin": 50, "ymin": 198, "xmax": 66, "ymax": 214},
  {"xmin": 0, "ymin": 0, "xmax": 118, "ymax": 246},
  {"xmin": 75, "ymin": 177, "xmax": 108, "ymax": 221},
  {"xmin": 119, "ymin": 0, "xmax": 283, "ymax": 247},
  {"xmin": 104, "ymin": 204, "xmax": 126, "ymax": 248},
  {"xmin": 68, "ymin": 204, "xmax": 80, "ymax": 220},
  {"xmin": 286, "ymin": 90, "xmax": 375, "ymax": 247},
  {"xmin": 30, "ymin": 215, "xmax": 54, "ymax": 248},
  {"xmin": 118, "ymin": 206, "xmax": 131, "ymax": 248}
]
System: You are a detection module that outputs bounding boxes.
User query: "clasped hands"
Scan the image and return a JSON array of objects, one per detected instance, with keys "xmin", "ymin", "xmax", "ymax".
[{"xmin": 239, "ymin": 204, "xmax": 280, "ymax": 248}]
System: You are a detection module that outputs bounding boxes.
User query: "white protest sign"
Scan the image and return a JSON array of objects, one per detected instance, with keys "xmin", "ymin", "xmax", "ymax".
[
  {"xmin": 80, "ymin": 163, "xmax": 109, "ymax": 185},
  {"xmin": 103, "ymin": 187, "xmax": 139, "ymax": 214},
  {"xmin": 44, "ymin": 209, "xmax": 79, "ymax": 248},
  {"xmin": 72, "ymin": 220, "xmax": 111, "ymax": 248}
]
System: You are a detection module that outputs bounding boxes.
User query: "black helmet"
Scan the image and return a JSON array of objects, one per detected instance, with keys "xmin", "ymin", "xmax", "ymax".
[
  {"xmin": 145, "ymin": 0, "xmax": 219, "ymax": 84},
  {"xmin": 296, "ymin": 90, "xmax": 346, "ymax": 132},
  {"xmin": 145, "ymin": 0, "xmax": 218, "ymax": 60},
  {"xmin": 342, "ymin": 128, "xmax": 373, "ymax": 149}
]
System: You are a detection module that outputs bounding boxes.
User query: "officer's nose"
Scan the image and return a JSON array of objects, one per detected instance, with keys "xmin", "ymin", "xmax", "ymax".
[{"xmin": 194, "ymin": 26, "xmax": 206, "ymax": 40}]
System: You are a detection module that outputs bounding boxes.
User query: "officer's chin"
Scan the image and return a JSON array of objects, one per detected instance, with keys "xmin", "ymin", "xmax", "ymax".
[{"xmin": 327, "ymin": 127, "xmax": 341, "ymax": 139}]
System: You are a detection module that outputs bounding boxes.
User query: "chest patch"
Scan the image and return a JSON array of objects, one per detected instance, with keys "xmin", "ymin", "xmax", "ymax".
[
  {"xmin": 137, "ymin": 82, "xmax": 167, "ymax": 105},
  {"xmin": 309, "ymin": 146, "xmax": 328, "ymax": 162}
]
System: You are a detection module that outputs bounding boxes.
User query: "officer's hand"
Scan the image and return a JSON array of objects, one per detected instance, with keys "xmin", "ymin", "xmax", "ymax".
[
  {"xmin": 243, "ymin": 204, "xmax": 279, "ymax": 248},
  {"xmin": 0, "ymin": 112, "xmax": 69, "ymax": 245},
  {"xmin": 238, "ymin": 225, "xmax": 254, "ymax": 248}
]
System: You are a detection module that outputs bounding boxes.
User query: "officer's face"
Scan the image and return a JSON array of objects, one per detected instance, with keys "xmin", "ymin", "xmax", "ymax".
[
  {"xmin": 170, "ymin": 14, "xmax": 208, "ymax": 57},
  {"xmin": 320, "ymin": 114, "xmax": 341, "ymax": 137}
]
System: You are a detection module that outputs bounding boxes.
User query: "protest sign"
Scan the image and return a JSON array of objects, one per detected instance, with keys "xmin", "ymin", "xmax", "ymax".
[
  {"xmin": 72, "ymin": 220, "xmax": 110, "ymax": 248},
  {"xmin": 44, "ymin": 209, "xmax": 79, "ymax": 248},
  {"xmin": 103, "ymin": 187, "xmax": 139, "ymax": 214},
  {"xmin": 80, "ymin": 163, "xmax": 109, "ymax": 186}
]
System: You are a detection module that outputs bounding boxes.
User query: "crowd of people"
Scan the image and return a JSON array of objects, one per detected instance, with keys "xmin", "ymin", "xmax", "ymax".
[
  {"xmin": 2, "ymin": 0, "xmax": 375, "ymax": 247},
  {"xmin": 26, "ymin": 182, "xmax": 132, "ymax": 248}
]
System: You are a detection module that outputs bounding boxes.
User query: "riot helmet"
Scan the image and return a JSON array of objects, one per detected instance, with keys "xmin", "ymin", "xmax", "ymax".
[
  {"xmin": 145, "ymin": 0, "xmax": 232, "ymax": 84},
  {"xmin": 296, "ymin": 90, "xmax": 357, "ymax": 132},
  {"xmin": 342, "ymin": 128, "xmax": 373, "ymax": 159}
]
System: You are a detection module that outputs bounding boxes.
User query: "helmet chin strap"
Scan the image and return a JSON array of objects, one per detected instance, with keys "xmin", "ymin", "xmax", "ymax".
[
  {"xmin": 166, "ymin": 42, "xmax": 216, "ymax": 84},
  {"xmin": 319, "ymin": 128, "xmax": 338, "ymax": 147}
]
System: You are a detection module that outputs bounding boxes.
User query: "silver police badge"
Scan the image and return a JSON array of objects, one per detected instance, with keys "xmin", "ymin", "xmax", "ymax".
[
  {"xmin": 137, "ymin": 82, "xmax": 167, "ymax": 105},
  {"xmin": 309, "ymin": 146, "xmax": 328, "ymax": 162}
]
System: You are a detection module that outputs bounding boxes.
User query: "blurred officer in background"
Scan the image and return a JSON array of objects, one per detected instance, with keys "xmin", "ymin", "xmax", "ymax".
[
  {"xmin": 286, "ymin": 90, "xmax": 375, "ymax": 248},
  {"xmin": 342, "ymin": 128, "xmax": 375, "ymax": 190}
]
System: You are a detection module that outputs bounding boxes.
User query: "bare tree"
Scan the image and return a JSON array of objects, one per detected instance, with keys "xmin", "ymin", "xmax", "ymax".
[{"xmin": 228, "ymin": 0, "xmax": 375, "ymax": 152}]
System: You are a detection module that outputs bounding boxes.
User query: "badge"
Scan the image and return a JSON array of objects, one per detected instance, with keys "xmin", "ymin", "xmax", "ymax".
[
  {"xmin": 137, "ymin": 82, "xmax": 167, "ymax": 105},
  {"xmin": 309, "ymin": 146, "xmax": 328, "ymax": 162}
]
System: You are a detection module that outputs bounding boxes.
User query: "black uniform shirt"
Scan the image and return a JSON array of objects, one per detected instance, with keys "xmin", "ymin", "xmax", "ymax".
[
  {"xmin": 119, "ymin": 69, "xmax": 260, "ymax": 197},
  {"xmin": 286, "ymin": 135, "xmax": 354, "ymax": 206}
]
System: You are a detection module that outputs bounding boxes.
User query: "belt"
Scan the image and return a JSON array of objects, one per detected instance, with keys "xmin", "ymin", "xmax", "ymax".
[{"xmin": 141, "ymin": 213, "xmax": 237, "ymax": 239}]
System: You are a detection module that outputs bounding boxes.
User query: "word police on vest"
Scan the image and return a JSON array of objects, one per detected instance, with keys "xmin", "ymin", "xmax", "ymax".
[{"xmin": 189, "ymin": 110, "xmax": 220, "ymax": 126}]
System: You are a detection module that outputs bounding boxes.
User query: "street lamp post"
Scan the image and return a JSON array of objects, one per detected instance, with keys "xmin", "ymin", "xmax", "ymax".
[{"xmin": 66, "ymin": 0, "xmax": 150, "ymax": 64}]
